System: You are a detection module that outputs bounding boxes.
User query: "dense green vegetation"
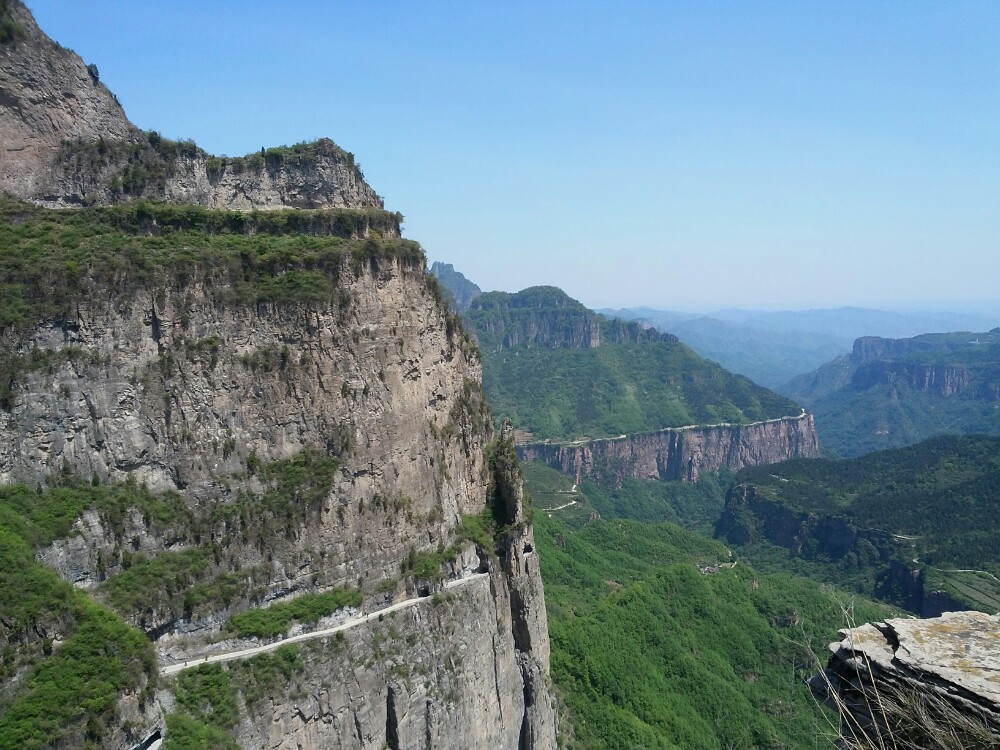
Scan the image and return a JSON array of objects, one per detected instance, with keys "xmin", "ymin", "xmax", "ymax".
[
  {"xmin": 163, "ymin": 645, "xmax": 305, "ymax": 750},
  {"xmin": 522, "ymin": 461, "xmax": 728, "ymax": 533},
  {"xmin": 718, "ymin": 435, "xmax": 1000, "ymax": 611},
  {"xmin": 225, "ymin": 588, "xmax": 362, "ymax": 639},
  {"xmin": 0, "ymin": 197, "xmax": 417, "ymax": 334},
  {"xmin": 461, "ymin": 285, "xmax": 802, "ymax": 441},
  {"xmin": 532, "ymin": 510, "xmax": 894, "ymax": 749},
  {"xmin": 101, "ymin": 548, "xmax": 257, "ymax": 623},
  {"xmin": 482, "ymin": 341, "xmax": 800, "ymax": 441},
  {"xmin": 0, "ymin": 484, "xmax": 160, "ymax": 749},
  {"xmin": 784, "ymin": 330, "xmax": 1000, "ymax": 457},
  {"xmin": 811, "ymin": 385, "xmax": 1000, "ymax": 458}
]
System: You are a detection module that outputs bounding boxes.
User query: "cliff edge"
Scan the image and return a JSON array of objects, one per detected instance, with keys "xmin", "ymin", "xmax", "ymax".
[{"xmin": 0, "ymin": 3, "xmax": 556, "ymax": 748}]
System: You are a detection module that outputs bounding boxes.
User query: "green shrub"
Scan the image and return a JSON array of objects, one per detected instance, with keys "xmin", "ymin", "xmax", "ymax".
[
  {"xmin": 162, "ymin": 713, "xmax": 238, "ymax": 750},
  {"xmin": 224, "ymin": 588, "xmax": 361, "ymax": 639},
  {"xmin": 0, "ymin": 197, "xmax": 415, "ymax": 338}
]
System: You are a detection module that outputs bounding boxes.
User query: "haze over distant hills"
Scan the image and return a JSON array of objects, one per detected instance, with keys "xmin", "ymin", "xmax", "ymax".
[{"xmin": 601, "ymin": 305, "xmax": 1000, "ymax": 388}]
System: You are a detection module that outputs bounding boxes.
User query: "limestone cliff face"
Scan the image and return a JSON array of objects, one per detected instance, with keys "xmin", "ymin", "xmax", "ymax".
[
  {"xmin": 0, "ymin": 1, "xmax": 380, "ymax": 210},
  {"xmin": 517, "ymin": 413, "xmax": 819, "ymax": 484},
  {"xmin": 0, "ymin": 252, "xmax": 557, "ymax": 749},
  {"xmin": 2, "ymin": 260, "xmax": 484, "ymax": 592},
  {"xmin": 232, "ymin": 551, "xmax": 554, "ymax": 750},
  {"xmin": 851, "ymin": 360, "xmax": 974, "ymax": 397}
]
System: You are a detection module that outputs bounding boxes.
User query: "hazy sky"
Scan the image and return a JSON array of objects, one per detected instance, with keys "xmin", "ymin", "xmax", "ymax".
[{"xmin": 26, "ymin": 1, "xmax": 1000, "ymax": 312}]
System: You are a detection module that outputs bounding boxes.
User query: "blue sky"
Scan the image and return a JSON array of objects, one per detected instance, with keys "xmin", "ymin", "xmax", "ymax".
[{"xmin": 26, "ymin": 1, "xmax": 1000, "ymax": 312}]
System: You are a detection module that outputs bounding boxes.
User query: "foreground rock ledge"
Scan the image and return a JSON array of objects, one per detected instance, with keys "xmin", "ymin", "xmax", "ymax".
[{"xmin": 813, "ymin": 610, "xmax": 1000, "ymax": 748}]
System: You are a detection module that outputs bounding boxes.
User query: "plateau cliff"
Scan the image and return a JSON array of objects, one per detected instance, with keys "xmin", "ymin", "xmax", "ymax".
[
  {"xmin": 517, "ymin": 413, "xmax": 819, "ymax": 484},
  {"xmin": 0, "ymin": 4, "xmax": 557, "ymax": 748}
]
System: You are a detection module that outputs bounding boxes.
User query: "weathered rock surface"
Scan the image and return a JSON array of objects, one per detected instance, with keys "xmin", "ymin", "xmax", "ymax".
[
  {"xmin": 0, "ymin": 0, "xmax": 134, "ymax": 201},
  {"xmin": 0, "ymin": 252, "xmax": 556, "ymax": 744},
  {"xmin": 0, "ymin": 4, "xmax": 558, "ymax": 747},
  {"xmin": 815, "ymin": 611, "xmax": 1000, "ymax": 747},
  {"xmin": 0, "ymin": 1, "xmax": 381, "ymax": 210},
  {"xmin": 517, "ymin": 413, "xmax": 819, "ymax": 484}
]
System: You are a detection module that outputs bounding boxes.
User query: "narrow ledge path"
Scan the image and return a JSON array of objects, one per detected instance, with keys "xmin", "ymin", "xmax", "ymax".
[{"xmin": 160, "ymin": 572, "xmax": 490, "ymax": 676}]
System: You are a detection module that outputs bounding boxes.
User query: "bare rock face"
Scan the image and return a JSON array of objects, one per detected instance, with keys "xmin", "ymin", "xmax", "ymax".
[
  {"xmin": 517, "ymin": 413, "xmax": 819, "ymax": 484},
  {"xmin": 0, "ymin": 252, "xmax": 557, "ymax": 749},
  {"xmin": 2, "ymin": 260, "xmax": 486, "ymax": 598},
  {"xmin": 0, "ymin": 0, "xmax": 135, "ymax": 201},
  {"xmin": 814, "ymin": 611, "xmax": 1000, "ymax": 748},
  {"xmin": 0, "ymin": 1, "xmax": 382, "ymax": 210},
  {"xmin": 0, "ymin": 4, "xmax": 558, "ymax": 746}
]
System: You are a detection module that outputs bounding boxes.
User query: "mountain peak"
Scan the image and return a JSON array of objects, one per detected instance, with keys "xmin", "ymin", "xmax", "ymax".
[{"xmin": 0, "ymin": 1, "xmax": 382, "ymax": 210}]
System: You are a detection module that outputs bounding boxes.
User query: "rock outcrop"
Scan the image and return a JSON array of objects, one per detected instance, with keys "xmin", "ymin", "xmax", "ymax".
[
  {"xmin": 517, "ymin": 413, "xmax": 819, "ymax": 484},
  {"xmin": 0, "ymin": 1, "xmax": 380, "ymax": 210},
  {"xmin": 814, "ymin": 611, "xmax": 1000, "ymax": 748}
]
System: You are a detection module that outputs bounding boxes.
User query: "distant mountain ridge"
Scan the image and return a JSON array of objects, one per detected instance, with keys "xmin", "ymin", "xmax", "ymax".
[
  {"xmin": 784, "ymin": 329, "xmax": 1000, "ymax": 456},
  {"xmin": 602, "ymin": 305, "xmax": 999, "ymax": 389},
  {"xmin": 429, "ymin": 261, "xmax": 480, "ymax": 310},
  {"xmin": 438, "ymin": 277, "xmax": 808, "ymax": 452}
]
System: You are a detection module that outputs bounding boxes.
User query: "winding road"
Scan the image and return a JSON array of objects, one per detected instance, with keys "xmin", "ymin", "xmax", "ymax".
[{"xmin": 160, "ymin": 572, "xmax": 490, "ymax": 676}]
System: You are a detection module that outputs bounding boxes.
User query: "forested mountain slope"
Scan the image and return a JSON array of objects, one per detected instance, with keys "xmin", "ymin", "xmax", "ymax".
[
  {"xmin": 527, "ymin": 466, "xmax": 894, "ymax": 750},
  {"xmin": 465, "ymin": 285, "xmax": 806, "ymax": 442},
  {"xmin": 716, "ymin": 434, "xmax": 1000, "ymax": 615},
  {"xmin": 783, "ymin": 329, "xmax": 1000, "ymax": 456}
]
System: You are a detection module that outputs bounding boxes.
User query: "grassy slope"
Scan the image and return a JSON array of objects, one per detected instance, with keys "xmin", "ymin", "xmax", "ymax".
[{"xmin": 0, "ymin": 197, "xmax": 417, "ymax": 333}]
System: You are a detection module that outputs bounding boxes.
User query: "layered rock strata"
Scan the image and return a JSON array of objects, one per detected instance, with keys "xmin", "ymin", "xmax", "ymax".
[
  {"xmin": 0, "ymin": 239, "xmax": 557, "ymax": 750},
  {"xmin": 814, "ymin": 611, "xmax": 1000, "ymax": 748},
  {"xmin": 517, "ymin": 413, "xmax": 819, "ymax": 483},
  {"xmin": 0, "ymin": 3, "xmax": 558, "ymax": 747}
]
